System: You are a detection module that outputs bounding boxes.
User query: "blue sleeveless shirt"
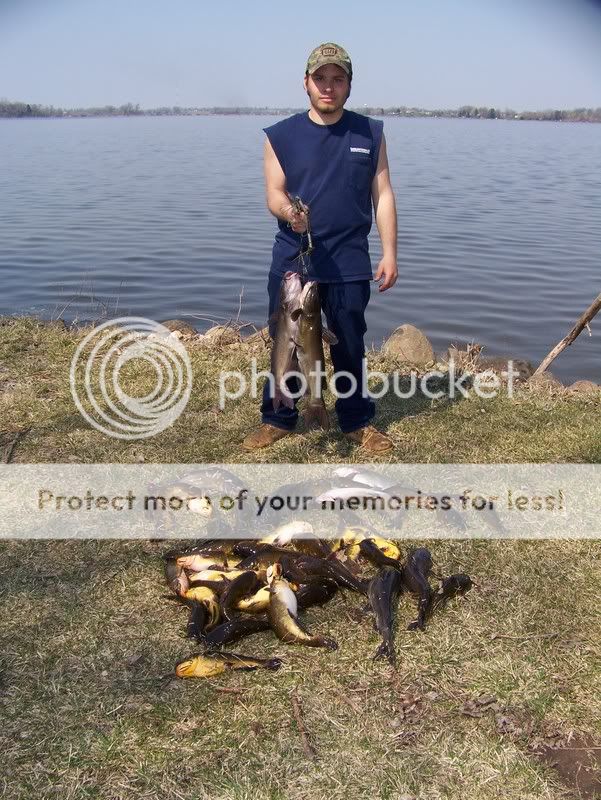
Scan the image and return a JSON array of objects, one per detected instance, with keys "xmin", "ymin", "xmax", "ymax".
[{"xmin": 264, "ymin": 110, "xmax": 383, "ymax": 283}]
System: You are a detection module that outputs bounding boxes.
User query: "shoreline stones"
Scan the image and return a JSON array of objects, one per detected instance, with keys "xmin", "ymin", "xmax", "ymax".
[
  {"xmin": 477, "ymin": 356, "xmax": 534, "ymax": 382},
  {"xmin": 242, "ymin": 326, "xmax": 271, "ymax": 354},
  {"xmin": 159, "ymin": 319, "xmax": 199, "ymax": 340},
  {"xmin": 200, "ymin": 325, "xmax": 241, "ymax": 347},
  {"xmin": 383, "ymin": 324, "xmax": 435, "ymax": 367},
  {"xmin": 446, "ymin": 342, "xmax": 535, "ymax": 382},
  {"xmin": 567, "ymin": 380, "xmax": 601, "ymax": 394},
  {"xmin": 527, "ymin": 372, "xmax": 564, "ymax": 390}
]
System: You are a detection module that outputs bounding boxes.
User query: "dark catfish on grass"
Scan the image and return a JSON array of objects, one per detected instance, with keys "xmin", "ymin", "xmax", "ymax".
[
  {"xmin": 401, "ymin": 547, "xmax": 434, "ymax": 631},
  {"xmin": 428, "ymin": 573, "xmax": 474, "ymax": 616},
  {"xmin": 219, "ymin": 570, "xmax": 262, "ymax": 621},
  {"xmin": 368, "ymin": 566, "xmax": 403, "ymax": 664},
  {"xmin": 279, "ymin": 552, "xmax": 368, "ymax": 595}
]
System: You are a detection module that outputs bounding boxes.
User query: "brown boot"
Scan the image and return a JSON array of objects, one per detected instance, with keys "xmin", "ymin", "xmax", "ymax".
[
  {"xmin": 344, "ymin": 425, "xmax": 394, "ymax": 454},
  {"xmin": 242, "ymin": 424, "xmax": 293, "ymax": 451}
]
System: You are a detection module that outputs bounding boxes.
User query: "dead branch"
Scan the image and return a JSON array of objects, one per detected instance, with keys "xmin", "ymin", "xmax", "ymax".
[
  {"xmin": 534, "ymin": 293, "xmax": 601, "ymax": 376},
  {"xmin": 490, "ymin": 630, "xmax": 563, "ymax": 642},
  {"xmin": 290, "ymin": 691, "xmax": 317, "ymax": 760},
  {"xmin": 208, "ymin": 685, "xmax": 247, "ymax": 695},
  {"xmin": 2, "ymin": 428, "xmax": 29, "ymax": 464},
  {"xmin": 235, "ymin": 287, "xmax": 244, "ymax": 324}
]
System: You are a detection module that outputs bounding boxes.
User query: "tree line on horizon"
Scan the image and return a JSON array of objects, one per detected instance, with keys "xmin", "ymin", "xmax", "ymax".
[{"xmin": 1, "ymin": 99, "xmax": 600, "ymax": 123}]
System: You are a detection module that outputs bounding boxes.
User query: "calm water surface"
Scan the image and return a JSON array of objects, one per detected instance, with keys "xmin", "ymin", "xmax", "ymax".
[{"xmin": 0, "ymin": 115, "xmax": 599, "ymax": 382}]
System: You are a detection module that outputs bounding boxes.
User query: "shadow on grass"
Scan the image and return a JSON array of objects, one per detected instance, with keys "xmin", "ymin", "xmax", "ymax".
[
  {"xmin": 370, "ymin": 371, "xmax": 473, "ymax": 428},
  {"xmin": 0, "ymin": 540, "xmax": 157, "ymax": 598}
]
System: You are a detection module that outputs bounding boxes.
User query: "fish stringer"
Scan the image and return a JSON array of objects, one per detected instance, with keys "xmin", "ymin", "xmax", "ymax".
[{"xmin": 288, "ymin": 194, "xmax": 313, "ymax": 284}]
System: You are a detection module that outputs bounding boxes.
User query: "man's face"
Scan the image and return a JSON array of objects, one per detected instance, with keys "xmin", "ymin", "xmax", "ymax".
[{"xmin": 304, "ymin": 63, "xmax": 351, "ymax": 115}]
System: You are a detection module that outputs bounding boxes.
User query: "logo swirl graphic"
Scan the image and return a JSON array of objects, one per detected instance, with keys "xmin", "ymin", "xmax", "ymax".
[{"xmin": 70, "ymin": 317, "xmax": 192, "ymax": 440}]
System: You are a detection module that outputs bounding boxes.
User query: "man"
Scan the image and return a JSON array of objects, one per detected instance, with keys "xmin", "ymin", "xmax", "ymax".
[{"xmin": 243, "ymin": 42, "xmax": 398, "ymax": 453}]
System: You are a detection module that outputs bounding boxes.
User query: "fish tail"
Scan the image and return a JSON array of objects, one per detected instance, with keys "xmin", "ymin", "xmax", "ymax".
[
  {"xmin": 186, "ymin": 600, "xmax": 207, "ymax": 642},
  {"xmin": 316, "ymin": 636, "xmax": 338, "ymax": 651},
  {"xmin": 273, "ymin": 387, "xmax": 294, "ymax": 411},
  {"xmin": 164, "ymin": 559, "xmax": 187, "ymax": 596},
  {"xmin": 373, "ymin": 639, "xmax": 395, "ymax": 664},
  {"xmin": 303, "ymin": 401, "xmax": 329, "ymax": 430}
]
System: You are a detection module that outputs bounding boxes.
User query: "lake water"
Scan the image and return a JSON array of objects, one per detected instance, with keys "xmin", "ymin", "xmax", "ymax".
[{"xmin": 0, "ymin": 115, "xmax": 599, "ymax": 383}]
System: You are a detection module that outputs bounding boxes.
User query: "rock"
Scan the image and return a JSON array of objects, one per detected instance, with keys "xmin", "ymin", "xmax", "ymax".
[
  {"xmin": 243, "ymin": 326, "xmax": 271, "ymax": 345},
  {"xmin": 478, "ymin": 356, "xmax": 534, "ymax": 382},
  {"xmin": 383, "ymin": 324, "xmax": 434, "ymax": 367},
  {"xmin": 527, "ymin": 372, "xmax": 564, "ymax": 390},
  {"xmin": 242, "ymin": 326, "xmax": 271, "ymax": 353},
  {"xmin": 445, "ymin": 343, "xmax": 534, "ymax": 382},
  {"xmin": 201, "ymin": 325, "xmax": 241, "ymax": 346},
  {"xmin": 568, "ymin": 380, "xmax": 601, "ymax": 394},
  {"xmin": 41, "ymin": 318, "xmax": 68, "ymax": 332},
  {"xmin": 159, "ymin": 319, "xmax": 198, "ymax": 339}
]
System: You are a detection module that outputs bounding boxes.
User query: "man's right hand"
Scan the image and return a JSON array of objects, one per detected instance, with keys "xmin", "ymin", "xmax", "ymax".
[
  {"xmin": 266, "ymin": 139, "xmax": 309, "ymax": 234},
  {"xmin": 282, "ymin": 203, "xmax": 308, "ymax": 233}
]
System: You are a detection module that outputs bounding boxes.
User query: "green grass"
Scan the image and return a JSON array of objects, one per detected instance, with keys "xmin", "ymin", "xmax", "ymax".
[{"xmin": 0, "ymin": 317, "xmax": 600, "ymax": 799}]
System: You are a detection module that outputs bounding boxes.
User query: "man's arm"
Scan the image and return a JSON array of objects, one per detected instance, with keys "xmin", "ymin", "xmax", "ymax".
[
  {"xmin": 371, "ymin": 135, "xmax": 398, "ymax": 291},
  {"xmin": 264, "ymin": 138, "xmax": 307, "ymax": 233}
]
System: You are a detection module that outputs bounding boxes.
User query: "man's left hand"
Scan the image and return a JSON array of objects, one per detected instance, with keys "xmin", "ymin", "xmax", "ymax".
[{"xmin": 374, "ymin": 257, "xmax": 398, "ymax": 292}]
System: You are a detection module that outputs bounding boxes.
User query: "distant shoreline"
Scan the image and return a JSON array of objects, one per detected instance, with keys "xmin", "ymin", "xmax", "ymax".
[{"xmin": 1, "ymin": 101, "xmax": 600, "ymax": 123}]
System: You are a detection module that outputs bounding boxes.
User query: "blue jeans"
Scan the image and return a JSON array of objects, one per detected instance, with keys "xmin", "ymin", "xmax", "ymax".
[{"xmin": 261, "ymin": 273, "xmax": 375, "ymax": 434}]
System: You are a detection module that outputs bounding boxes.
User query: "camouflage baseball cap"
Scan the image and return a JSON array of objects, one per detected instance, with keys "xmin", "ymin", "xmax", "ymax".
[{"xmin": 306, "ymin": 42, "xmax": 352, "ymax": 78}]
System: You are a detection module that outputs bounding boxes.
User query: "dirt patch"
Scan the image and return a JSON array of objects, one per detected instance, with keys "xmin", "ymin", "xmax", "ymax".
[
  {"xmin": 533, "ymin": 735, "xmax": 601, "ymax": 799},
  {"xmin": 458, "ymin": 699, "xmax": 601, "ymax": 799}
]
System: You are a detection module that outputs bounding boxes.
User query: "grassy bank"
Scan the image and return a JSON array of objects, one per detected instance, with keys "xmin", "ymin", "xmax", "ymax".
[
  {"xmin": 0, "ymin": 317, "xmax": 600, "ymax": 800},
  {"xmin": 0, "ymin": 316, "xmax": 599, "ymax": 464}
]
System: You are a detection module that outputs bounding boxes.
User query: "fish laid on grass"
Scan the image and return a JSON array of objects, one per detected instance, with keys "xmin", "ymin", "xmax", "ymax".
[
  {"xmin": 219, "ymin": 571, "xmax": 262, "ymax": 620},
  {"xmin": 203, "ymin": 615, "xmax": 272, "ymax": 648},
  {"xmin": 175, "ymin": 650, "xmax": 283, "ymax": 678},
  {"xmin": 401, "ymin": 548, "xmax": 433, "ymax": 631},
  {"xmin": 163, "ymin": 526, "xmax": 474, "ymax": 680},
  {"xmin": 368, "ymin": 566, "xmax": 403, "ymax": 664},
  {"xmin": 180, "ymin": 585, "xmax": 220, "ymax": 642},
  {"xmin": 358, "ymin": 537, "xmax": 402, "ymax": 569},
  {"xmin": 267, "ymin": 564, "xmax": 338, "ymax": 649},
  {"xmin": 427, "ymin": 573, "xmax": 473, "ymax": 616},
  {"xmin": 259, "ymin": 520, "xmax": 314, "ymax": 546},
  {"xmin": 280, "ymin": 552, "xmax": 367, "ymax": 595}
]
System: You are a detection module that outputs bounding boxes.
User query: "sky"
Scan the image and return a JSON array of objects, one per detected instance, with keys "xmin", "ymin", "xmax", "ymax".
[{"xmin": 1, "ymin": 0, "xmax": 600, "ymax": 109}]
